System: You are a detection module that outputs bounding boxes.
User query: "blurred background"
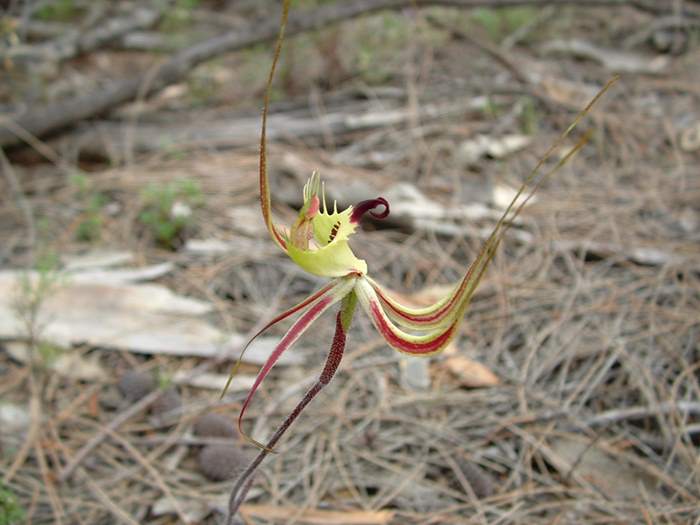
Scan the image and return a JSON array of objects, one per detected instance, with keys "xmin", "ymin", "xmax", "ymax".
[{"xmin": 1, "ymin": 0, "xmax": 699, "ymax": 523}]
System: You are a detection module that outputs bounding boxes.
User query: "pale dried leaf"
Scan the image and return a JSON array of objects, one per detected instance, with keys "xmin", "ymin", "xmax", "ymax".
[
  {"xmin": 443, "ymin": 356, "xmax": 500, "ymax": 388},
  {"xmin": 384, "ymin": 183, "xmax": 514, "ymax": 237},
  {"xmin": 0, "ymin": 271, "xmax": 300, "ymax": 364},
  {"xmin": 492, "ymin": 182, "xmax": 537, "ymax": 211},
  {"xmin": 545, "ymin": 435, "xmax": 661, "ymax": 501},
  {"xmin": 239, "ymin": 504, "xmax": 396, "ymax": 525},
  {"xmin": 69, "ymin": 262, "xmax": 174, "ymax": 284},
  {"xmin": 63, "ymin": 251, "xmax": 134, "ymax": 270},
  {"xmin": 151, "ymin": 497, "xmax": 209, "ymax": 523},
  {"xmin": 542, "ymin": 39, "xmax": 669, "ymax": 74},
  {"xmin": 457, "ymin": 134, "xmax": 531, "ymax": 166}
]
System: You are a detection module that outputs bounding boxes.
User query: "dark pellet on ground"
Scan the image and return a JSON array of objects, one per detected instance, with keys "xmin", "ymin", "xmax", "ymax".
[
  {"xmin": 117, "ymin": 370, "xmax": 155, "ymax": 402},
  {"xmin": 198, "ymin": 444, "xmax": 249, "ymax": 481},
  {"xmin": 193, "ymin": 413, "xmax": 237, "ymax": 439},
  {"xmin": 151, "ymin": 387, "xmax": 182, "ymax": 416}
]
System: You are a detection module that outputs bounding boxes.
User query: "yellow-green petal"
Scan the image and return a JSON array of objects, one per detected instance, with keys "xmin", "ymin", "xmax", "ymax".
[{"xmin": 287, "ymin": 239, "xmax": 367, "ymax": 278}]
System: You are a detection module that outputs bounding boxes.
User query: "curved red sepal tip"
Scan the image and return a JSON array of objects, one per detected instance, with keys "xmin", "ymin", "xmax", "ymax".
[{"xmin": 350, "ymin": 197, "xmax": 390, "ymax": 223}]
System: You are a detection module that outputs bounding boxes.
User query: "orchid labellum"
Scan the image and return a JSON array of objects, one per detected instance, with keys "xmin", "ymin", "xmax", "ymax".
[{"xmin": 225, "ymin": 1, "xmax": 616, "ymax": 520}]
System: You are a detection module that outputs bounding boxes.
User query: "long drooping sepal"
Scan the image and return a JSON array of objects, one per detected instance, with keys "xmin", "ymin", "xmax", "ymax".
[
  {"xmin": 366, "ymin": 275, "xmax": 464, "ymax": 330},
  {"xmin": 363, "ymin": 77, "xmax": 619, "ymax": 332},
  {"xmin": 259, "ymin": 0, "xmax": 290, "ymax": 252},
  {"xmin": 355, "ymin": 277, "xmax": 467, "ymax": 356},
  {"xmin": 236, "ymin": 277, "xmax": 356, "ymax": 451},
  {"xmin": 366, "ymin": 221, "xmax": 501, "ymax": 331},
  {"xmin": 226, "ymin": 292, "xmax": 358, "ymax": 523},
  {"xmin": 220, "ymin": 279, "xmax": 340, "ymax": 398}
]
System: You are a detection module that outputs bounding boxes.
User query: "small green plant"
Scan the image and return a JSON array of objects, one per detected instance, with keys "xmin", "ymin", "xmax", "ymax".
[
  {"xmin": 161, "ymin": 0, "xmax": 201, "ymax": 32},
  {"xmin": 519, "ymin": 96, "xmax": 540, "ymax": 135},
  {"xmin": 187, "ymin": 69, "xmax": 218, "ymax": 107},
  {"xmin": 157, "ymin": 370, "xmax": 173, "ymax": 390},
  {"xmin": 470, "ymin": 7, "xmax": 537, "ymax": 43},
  {"xmin": 355, "ymin": 13, "xmax": 410, "ymax": 84},
  {"xmin": 36, "ymin": 341, "xmax": 63, "ymax": 366},
  {"xmin": 0, "ymin": 484, "xmax": 25, "ymax": 525},
  {"xmin": 14, "ymin": 250, "xmax": 61, "ymax": 339},
  {"xmin": 484, "ymin": 95, "xmax": 503, "ymax": 120},
  {"xmin": 36, "ymin": 0, "xmax": 78, "ymax": 22},
  {"xmin": 70, "ymin": 174, "xmax": 106, "ymax": 243},
  {"xmin": 138, "ymin": 179, "xmax": 203, "ymax": 249}
]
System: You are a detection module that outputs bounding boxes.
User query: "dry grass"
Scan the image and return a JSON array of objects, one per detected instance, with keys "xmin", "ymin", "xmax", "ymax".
[{"xmin": 2, "ymin": 3, "xmax": 700, "ymax": 524}]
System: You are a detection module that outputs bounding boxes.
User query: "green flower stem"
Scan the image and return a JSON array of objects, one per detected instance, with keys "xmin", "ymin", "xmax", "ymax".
[{"xmin": 226, "ymin": 292, "xmax": 357, "ymax": 522}]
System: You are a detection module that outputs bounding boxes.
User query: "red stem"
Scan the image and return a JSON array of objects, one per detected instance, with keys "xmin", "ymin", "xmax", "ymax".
[{"xmin": 226, "ymin": 307, "xmax": 350, "ymax": 522}]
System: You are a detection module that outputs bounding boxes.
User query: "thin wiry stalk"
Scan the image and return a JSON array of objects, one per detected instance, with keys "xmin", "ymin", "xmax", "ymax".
[{"xmin": 226, "ymin": 292, "xmax": 357, "ymax": 522}]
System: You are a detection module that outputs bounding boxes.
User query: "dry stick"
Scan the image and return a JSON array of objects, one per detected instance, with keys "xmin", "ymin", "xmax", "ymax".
[
  {"xmin": 58, "ymin": 388, "xmax": 163, "ymax": 482},
  {"xmin": 34, "ymin": 432, "xmax": 65, "ymax": 525},
  {"xmin": 426, "ymin": 15, "xmax": 531, "ymax": 86},
  {"xmin": 0, "ymin": 0, "xmax": 667, "ymax": 149},
  {"xmin": 97, "ymin": 425, "xmax": 190, "ymax": 525},
  {"xmin": 70, "ymin": 96, "xmax": 481, "ymax": 159},
  {"xmin": 75, "ymin": 468, "xmax": 141, "ymax": 525},
  {"xmin": 5, "ymin": 6, "xmax": 164, "ymax": 65},
  {"xmin": 23, "ymin": 363, "xmax": 66, "ymax": 523},
  {"xmin": 0, "ymin": 147, "xmax": 36, "ymax": 257},
  {"xmin": 435, "ymin": 447, "xmax": 488, "ymax": 524},
  {"xmin": 584, "ymin": 400, "xmax": 700, "ymax": 427},
  {"xmin": 2, "ymin": 395, "xmax": 40, "ymax": 483},
  {"xmin": 0, "ymin": 117, "xmax": 66, "ymax": 166}
]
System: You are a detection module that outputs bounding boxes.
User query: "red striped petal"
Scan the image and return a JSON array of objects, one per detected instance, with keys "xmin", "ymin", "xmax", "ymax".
[{"xmin": 235, "ymin": 278, "xmax": 355, "ymax": 449}]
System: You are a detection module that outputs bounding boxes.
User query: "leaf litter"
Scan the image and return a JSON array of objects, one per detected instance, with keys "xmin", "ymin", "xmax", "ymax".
[{"xmin": 1, "ymin": 3, "xmax": 700, "ymax": 524}]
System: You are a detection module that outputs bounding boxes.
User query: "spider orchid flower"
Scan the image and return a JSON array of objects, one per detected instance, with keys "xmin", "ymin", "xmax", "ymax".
[{"xmin": 225, "ymin": 1, "xmax": 616, "ymax": 520}]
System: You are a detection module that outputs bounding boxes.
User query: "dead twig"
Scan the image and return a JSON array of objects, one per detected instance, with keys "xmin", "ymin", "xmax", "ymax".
[
  {"xmin": 97, "ymin": 424, "xmax": 190, "ymax": 525},
  {"xmin": 75, "ymin": 467, "xmax": 141, "ymax": 525},
  {"xmin": 0, "ymin": 147, "xmax": 35, "ymax": 256},
  {"xmin": 0, "ymin": 0, "xmax": 675, "ymax": 149},
  {"xmin": 58, "ymin": 388, "xmax": 163, "ymax": 482},
  {"xmin": 3, "ymin": 6, "xmax": 164, "ymax": 65},
  {"xmin": 426, "ymin": 15, "xmax": 532, "ymax": 86}
]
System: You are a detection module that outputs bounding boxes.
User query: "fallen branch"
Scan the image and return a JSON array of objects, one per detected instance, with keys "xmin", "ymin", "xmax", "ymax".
[
  {"xmin": 64, "ymin": 97, "xmax": 486, "ymax": 160},
  {"xmin": 0, "ymin": 0, "xmax": 672, "ymax": 149},
  {"xmin": 3, "ymin": 6, "xmax": 164, "ymax": 65}
]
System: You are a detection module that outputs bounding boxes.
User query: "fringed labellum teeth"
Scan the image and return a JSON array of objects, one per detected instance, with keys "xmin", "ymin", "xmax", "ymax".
[{"xmin": 350, "ymin": 197, "xmax": 390, "ymax": 224}]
